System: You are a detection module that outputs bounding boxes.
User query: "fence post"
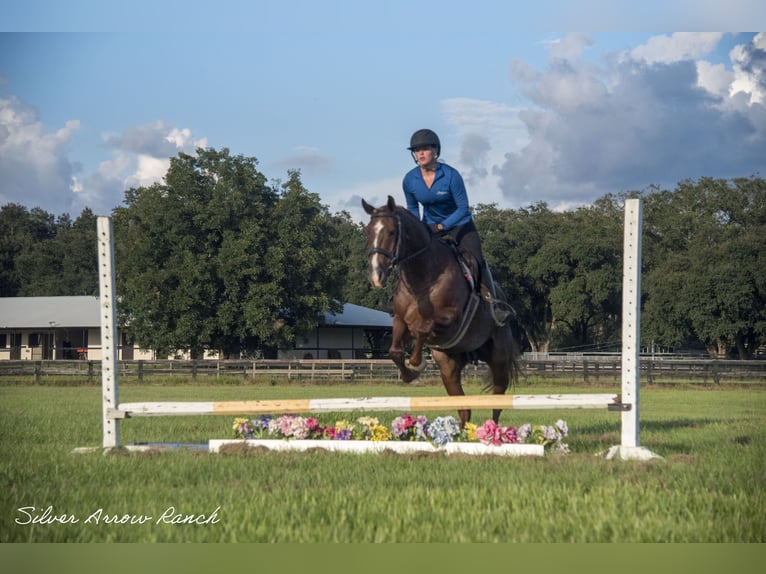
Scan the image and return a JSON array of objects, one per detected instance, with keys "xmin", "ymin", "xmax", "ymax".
[{"xmin": 138, "ymin": 360, "xmax": 144, "ymax": 382}]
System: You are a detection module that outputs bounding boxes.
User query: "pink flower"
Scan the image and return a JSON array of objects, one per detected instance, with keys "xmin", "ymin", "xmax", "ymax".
[
  {"xmin": 476, "ymin": 420, "xmax": 502, "ymax": 445},
  {"xmin": 501, "ymin": 425, "xmax": 518, "ymax": 444}
]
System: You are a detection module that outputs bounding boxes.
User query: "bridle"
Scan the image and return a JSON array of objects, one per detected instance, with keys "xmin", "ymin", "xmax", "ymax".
[{"xmin": 367, "ymin": 211, "xmax": 429, "ymax": 268}]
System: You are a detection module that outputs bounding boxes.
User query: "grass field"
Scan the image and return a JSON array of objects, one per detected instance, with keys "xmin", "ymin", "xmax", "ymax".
[{"xmin": 1, "ymin": 379, "xmax": 764, "ymax": 542}]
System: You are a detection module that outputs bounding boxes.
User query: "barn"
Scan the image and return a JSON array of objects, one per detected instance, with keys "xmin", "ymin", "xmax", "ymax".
[{"xmin": 0, "ymin": 297, "xmax": 392, "ymax": 361}]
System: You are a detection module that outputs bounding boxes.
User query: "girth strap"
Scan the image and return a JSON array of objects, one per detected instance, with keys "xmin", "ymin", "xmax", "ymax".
[{"xmin": 430, "ymin": 292, "xmax": 482, "ymax": 351}]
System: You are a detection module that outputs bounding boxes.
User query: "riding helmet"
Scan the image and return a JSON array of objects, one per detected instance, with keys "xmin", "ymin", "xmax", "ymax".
[{"xmin": 408, "ymin": 129, "xmax": 441, "ymax": 156}]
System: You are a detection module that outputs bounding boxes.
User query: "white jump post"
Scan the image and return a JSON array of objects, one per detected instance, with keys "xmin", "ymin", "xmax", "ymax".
[
  {"xmin": 606, "ymin": 198, "xmax": 659, "ymax": 460},
  {"xmin": 97, "ymin": 216, "xmax": 120, "ymax": 449}
]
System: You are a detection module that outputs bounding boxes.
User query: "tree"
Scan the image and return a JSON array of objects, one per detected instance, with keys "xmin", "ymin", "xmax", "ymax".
[
  {"xmin": 0, "ymin": 204, "xmax": 57, "ymax": 296},
  {"xmin": 14, "ymin": 209, "xmax": 98, "ymax": 296},
  {"xmin": 476, "ymin": 202, "xmax": 563, "ymax": 353},
  {"xmin": 263, "ymin": 170, "xmax": 345, "ymax": 346},
  {"xmin": 642, "ymin": 176, "xmax": 766, "ymax": 358},
  {"xmin": 113, "ymin": 148, "xmax": 347, "ymax": 358},
  {"xmin": 544, "ymin": 199, "xmax": 623, "ymax": 350}
]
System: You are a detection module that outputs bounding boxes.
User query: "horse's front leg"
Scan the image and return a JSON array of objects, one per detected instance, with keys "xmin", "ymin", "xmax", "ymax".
[
  {"xmin": 432, "ymin": 350, "xmax": 470, "ymax": 426},
  {"xmin": 389, "ymin": 316, "xmax": 421, "ymax": 383},
  {"xmin": 405, "ymin": 333, "xmax": 428, "ymax": 373}
]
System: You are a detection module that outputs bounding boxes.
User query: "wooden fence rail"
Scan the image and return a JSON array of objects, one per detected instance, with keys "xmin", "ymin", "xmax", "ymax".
[{"xmin": 1, "ymin": 358, "xmax": 764, "ymax": 385}]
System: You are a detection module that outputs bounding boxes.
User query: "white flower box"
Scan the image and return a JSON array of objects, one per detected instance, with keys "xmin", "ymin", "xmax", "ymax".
[{"xmin": 208, "ymin": 439, "xmax": 544, "ymax": 456}]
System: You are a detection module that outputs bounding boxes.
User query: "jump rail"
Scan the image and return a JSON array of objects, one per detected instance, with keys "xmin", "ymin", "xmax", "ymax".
[{"xmin": 111, "ymin": 393, "xmax": 623, "ymax": 418}]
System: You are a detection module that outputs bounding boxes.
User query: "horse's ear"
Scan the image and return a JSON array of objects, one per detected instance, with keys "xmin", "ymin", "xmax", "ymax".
[
  {"xmin": 361, "ymin": 198, "xmax": 375, "ymax": 215},
  {"xmin": 387, "ymin": 195, "xmax": 397, "ymax": 210}
]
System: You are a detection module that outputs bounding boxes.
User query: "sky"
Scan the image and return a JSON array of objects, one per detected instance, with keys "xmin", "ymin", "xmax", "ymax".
[{"xmin": 1, "ymin": 1, "xmax": 765, "ymax": 223}]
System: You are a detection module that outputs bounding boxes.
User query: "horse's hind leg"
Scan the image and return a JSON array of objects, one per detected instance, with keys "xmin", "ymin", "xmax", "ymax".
[
  {"xmin": 432, "ymin": 351, "xmax": 470, "ymax": 426},
  {"xmin": 487, "ymin": 343, "xmax": 511, "ymax": 424}
]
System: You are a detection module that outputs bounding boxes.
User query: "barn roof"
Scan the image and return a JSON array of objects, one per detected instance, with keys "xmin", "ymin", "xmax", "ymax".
[
  {"xmin": 322, "ymin": 302, "xmax": 392, "ymax": 328},
  {"xmin": 0, "ymin": 296, "xmax": 101, "ymax": 329},
  {"xmin": 0, "ymin": 297, "xmax": 392, "ymax": 330}
]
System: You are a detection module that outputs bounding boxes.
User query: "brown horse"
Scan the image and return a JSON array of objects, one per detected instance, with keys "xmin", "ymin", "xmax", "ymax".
[{"xmin": 362, "ymin": 196, "xmax": 521, "ymax": 425}]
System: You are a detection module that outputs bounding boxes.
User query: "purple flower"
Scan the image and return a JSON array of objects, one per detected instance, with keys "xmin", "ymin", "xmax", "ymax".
[
  {"xmin": 414, "ymin": 416, "xmax": 430, "ymax": 441},
  {"xmin": 517, "ymin": 423, "xmax": 532, "ymax": 442},
  {"xmin": 334, "ymin": 428, "xmax": 353, "ymax": 440}
]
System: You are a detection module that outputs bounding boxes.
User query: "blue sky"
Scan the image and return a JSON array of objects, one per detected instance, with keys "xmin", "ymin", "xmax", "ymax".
[{"xmin": 1, "ymin": 1, "xmax": 765, "ymax": 222}]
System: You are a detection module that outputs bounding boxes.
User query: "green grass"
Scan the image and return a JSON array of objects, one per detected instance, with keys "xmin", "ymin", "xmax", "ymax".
[{"xmin": 1, "ymin": 380, "xmax": 764, "ymax": 542}]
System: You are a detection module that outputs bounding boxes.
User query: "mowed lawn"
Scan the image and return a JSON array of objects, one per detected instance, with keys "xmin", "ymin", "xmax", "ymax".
[{"xmin": 1, "ymin": 380, "xmax": 764, "ymax": 542}]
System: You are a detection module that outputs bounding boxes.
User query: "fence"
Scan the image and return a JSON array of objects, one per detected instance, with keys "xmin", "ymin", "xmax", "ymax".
[{"xmin": 3, "ymin": 356, "xmax": 764, "ymax": 385}]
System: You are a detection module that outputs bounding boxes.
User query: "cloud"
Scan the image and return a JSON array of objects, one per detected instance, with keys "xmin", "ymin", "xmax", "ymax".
[
  {"xmin": 0, "ymin": 101, "xmax": 209, "ymax": 216},
  {"xmin": 0, "ymin": 96, "xmax": 80, "ymax": 214},
  {"xmin": 74, "ymin": 121, "xmax": 207, "ymax": 215},
  {"xmin": 330, "ymin": 176, "xmax": 402, "ymax": 223},
  {"xmin": 445, "ymin": 33, "xmax": 766, "ymax": 211},
  {"xmin": 440, "ymin": 98, "xmax": 528, "ymax": 200},
  {"xmin": 627, "ymin": 32, "xmax": 724, "ymax": 64},
  {"xmin": 729, "ymin": 32, "xmax": 766, "ymax": 104},
  {"xmin": 271, "ymin": 146, "xmax": 334, "ymax": 177}
]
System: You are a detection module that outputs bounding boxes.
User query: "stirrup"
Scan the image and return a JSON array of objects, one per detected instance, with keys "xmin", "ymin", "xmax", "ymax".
[
  {"xmin": 490, "ymin": 303, "xmax": 512, "ymax": 326},
  {"xmin": 481, "ymin": 265, "xmax": 506, "ymax": 325}
]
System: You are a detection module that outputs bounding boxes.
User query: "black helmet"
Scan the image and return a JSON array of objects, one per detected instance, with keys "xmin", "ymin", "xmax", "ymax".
[{"xmin": 408, "ymin": 129, "xmax": 441, "ymax": 156}]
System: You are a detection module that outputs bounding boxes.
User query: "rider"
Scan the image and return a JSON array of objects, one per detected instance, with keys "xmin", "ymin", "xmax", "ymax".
[{"xmin": 402, "ymin": 128, "xmax": 511, "ymax": 325}]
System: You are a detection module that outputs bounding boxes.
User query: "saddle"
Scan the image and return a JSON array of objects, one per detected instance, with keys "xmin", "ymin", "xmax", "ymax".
[
  {"xmin": 438, "ymin": 236, "xmax": 479, "ymax": 292},
  {"xmin": 437, "ymin": 235, "xmax": 512, "ymax": 329}
]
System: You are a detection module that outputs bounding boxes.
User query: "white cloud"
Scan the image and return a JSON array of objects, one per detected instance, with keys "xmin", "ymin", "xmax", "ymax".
[
  {"xmin": 0, "ymin": 96, "xmax": 80, "ymax": 214},
  {"xmin": 0, "ymin": 102, "xmax": 210, "ymax": 215},
  {"xmin": 628, "ymin": 32, "xmax": 724, "ymax": 64},
  {"xmin": 440, "ymin": 98, "xmax": 528, "ymax": 200},
  {"xmin": 729, "ymin": 32, "xmax": 766, "ymax": 104},
  {"xmin": 442, "ymin": 33, "xmax": 766, "ymax": 211},
  {"xmin": 696, "ymin": 60, "xmax": 733, "ymax": 99}
]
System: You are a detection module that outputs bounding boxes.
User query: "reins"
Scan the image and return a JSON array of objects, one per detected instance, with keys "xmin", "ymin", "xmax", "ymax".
[{"xmin": 367, "ymin": 211, "xmax": 430, "ymax": 267}]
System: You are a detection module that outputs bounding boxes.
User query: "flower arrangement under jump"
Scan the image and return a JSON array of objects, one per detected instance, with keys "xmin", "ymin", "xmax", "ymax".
[{"xmin": 232, "ymin": 414, "xmax": 569, "ymax": 453}]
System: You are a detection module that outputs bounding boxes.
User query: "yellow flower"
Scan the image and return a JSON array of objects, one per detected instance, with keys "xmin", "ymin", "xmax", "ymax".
[
  {"xmin": 357, "ymin": 416, "xmax": 380, "ymax": 428},
  {"xmin": 232, "ymin": 417, "xmax": 249, "ymax": 431},
  {"xmin": 370, "ymin": 424, "xmax": 390, "ymax": 442},
  {"xmin": 335, "ymin": 420, "xmax": 354, "ymax": 431},
  {"xmin": 464, "ymin": 422, "xmax": 477, "ymax": 442}
]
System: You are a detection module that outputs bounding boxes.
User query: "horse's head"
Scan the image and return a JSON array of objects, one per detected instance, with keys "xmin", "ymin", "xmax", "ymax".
[
  {"xmin": 362, "ymin": 196, "xmax": 400, "ymax": 288},
  {"xmin": 361, "ymin": 195, "xmax": 432, "ymax": 288}
]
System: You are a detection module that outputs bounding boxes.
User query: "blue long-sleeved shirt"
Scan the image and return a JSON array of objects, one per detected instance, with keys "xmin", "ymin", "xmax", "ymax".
[{"xmin": 402, "ymin": 162, "xmax": 472, "ymax": 230}]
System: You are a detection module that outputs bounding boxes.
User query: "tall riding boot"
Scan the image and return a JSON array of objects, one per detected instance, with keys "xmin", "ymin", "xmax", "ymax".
[{"xmin": 481, "ymin": 265, "xmax": 512, "ymax": 326}]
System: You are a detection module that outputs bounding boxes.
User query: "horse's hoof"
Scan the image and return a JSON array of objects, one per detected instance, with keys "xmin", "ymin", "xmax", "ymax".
[{"xmin": 405, "ymin": 359, "xmax": 427, "ymax": 372}]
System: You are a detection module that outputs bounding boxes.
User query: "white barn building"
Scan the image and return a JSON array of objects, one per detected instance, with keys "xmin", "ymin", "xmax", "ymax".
[{"xmin": 0, "ymin": 297, "xmax": 392, "ymax": 361}]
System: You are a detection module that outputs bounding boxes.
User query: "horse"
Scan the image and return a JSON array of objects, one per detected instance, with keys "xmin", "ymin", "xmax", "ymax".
[{"xmin": 362, "ymin": 195, "xmax": 522, "ymax": 426}]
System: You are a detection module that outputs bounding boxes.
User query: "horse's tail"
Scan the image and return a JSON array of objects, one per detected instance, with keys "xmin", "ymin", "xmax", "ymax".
[
  {"xmin": 506, "ymin": 322, "xmax": 523, "ymax": 391},
  {"xmin": 491, "ymin": 285, "xmax": 523, "ymax": 392}
]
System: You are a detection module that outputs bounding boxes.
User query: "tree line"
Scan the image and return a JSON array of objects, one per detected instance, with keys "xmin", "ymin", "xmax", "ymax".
[{"xmin": 1, "ymin": 148, "xmax": 763, "ymax": 359}]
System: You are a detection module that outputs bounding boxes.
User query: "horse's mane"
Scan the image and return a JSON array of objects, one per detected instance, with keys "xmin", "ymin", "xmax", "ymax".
[{"xmin": 393, "ymin": 204, "xmax": 430, "ymax": 238}]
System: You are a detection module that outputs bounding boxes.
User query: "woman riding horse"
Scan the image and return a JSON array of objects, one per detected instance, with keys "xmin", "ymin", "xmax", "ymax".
[
  {"xmin": 403, "ymin": 129, "xmax": 510, "ymax": 325},
  {"xmin": 362, "ymin": 195, "xmax": 521, "ymax": 426}
]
